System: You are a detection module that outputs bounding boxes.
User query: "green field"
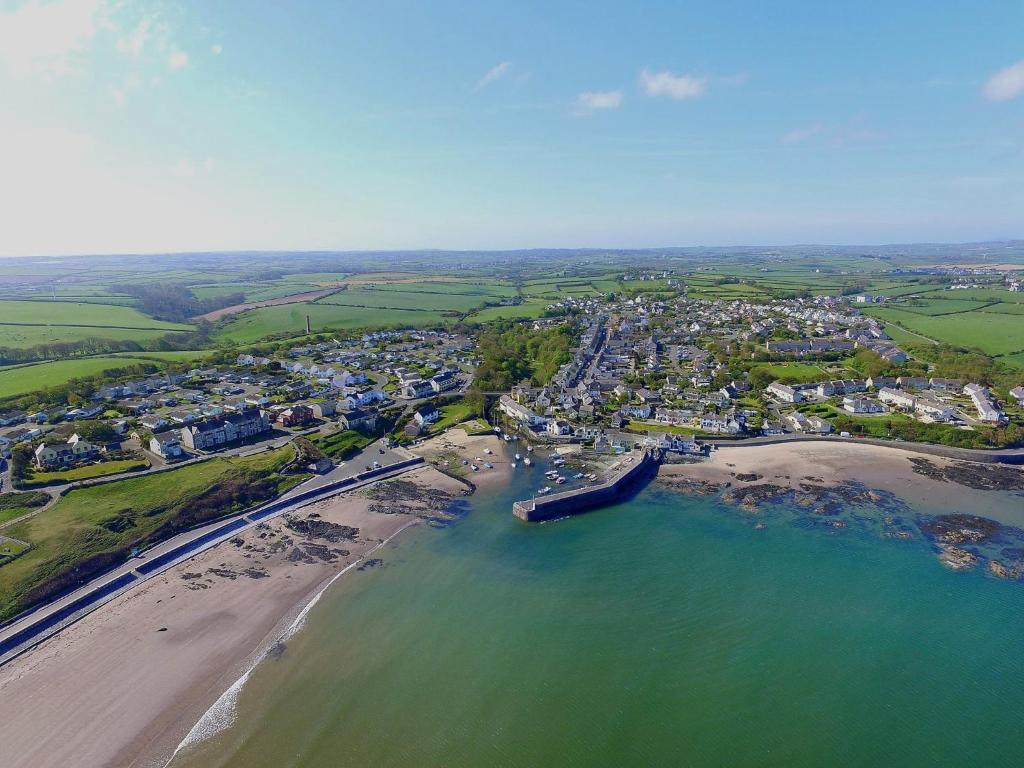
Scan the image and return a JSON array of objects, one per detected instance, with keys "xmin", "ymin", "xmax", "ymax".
[
  {"xmin": 0, "ymin": 491, "xmax": 50, "ymax": 526},
  {"xmin": 20, "ymin": 458, "xmax": 150, "ymax": 488},
  {"xmin": 215, "ymin": 303, "xmax": 450, "ymax": 343},
  {"xmin": 866, "ymin": 307, "xmax": 1024, "ymax": 361},
  {"xmin": 464, "ymin": 301, "xmax": 550, "ymax": 323},
  {"xmin": 315, "ymin": 287, "xmax": 489, "ymax": 313},
  {"xmin": 309, "ymin": 429, "xmax": 375, "ymax": 459},
  {"xmin": 0, "ymin": 352, "xmax": 207, "ymax": 399},
  {"xmin": 0, "ymin": 446, "xmax": 303, "ymax": 621},
  {"xmin": 0, "ymin": 300, "xmax": 192, "ymax": 349}
]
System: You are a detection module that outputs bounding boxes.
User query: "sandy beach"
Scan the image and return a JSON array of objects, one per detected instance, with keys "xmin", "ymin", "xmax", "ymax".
[
  {"xmin": 0, "ymin": 465, "xmax": 466, "ymax": 768},
  {"xmin": 417, "ymin": 428, "xmax": 517, "ymax": 491},
  {"xmin": 658, "ymin": 440, "xmax": 1024, "ymax": 525}
]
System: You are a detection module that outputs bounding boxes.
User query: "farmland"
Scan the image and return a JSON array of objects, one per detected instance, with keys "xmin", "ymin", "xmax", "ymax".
[{"xmin": 865, "ymin": 306, "xmax": 1024, "ymax": 364}]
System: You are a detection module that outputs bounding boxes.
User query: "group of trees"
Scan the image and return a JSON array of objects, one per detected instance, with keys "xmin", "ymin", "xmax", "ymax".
[
  {"xmin": 113, "ymin": 283, "xmax": 245, "ymax": 322},
  {"xmin": 473, "ymin": 322, "xmax": 576, "ymax": 392}
]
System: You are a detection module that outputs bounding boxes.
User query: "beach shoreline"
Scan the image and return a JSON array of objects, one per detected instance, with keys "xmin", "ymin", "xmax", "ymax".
[{"xmin": 0, "ymin": 464, "xmax": 467, "ymax": 768}]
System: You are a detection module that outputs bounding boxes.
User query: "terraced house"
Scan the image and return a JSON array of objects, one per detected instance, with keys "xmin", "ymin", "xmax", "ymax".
[{"xmin": 180, "ymin": 408, "xmax": 271, "ymax": 451}]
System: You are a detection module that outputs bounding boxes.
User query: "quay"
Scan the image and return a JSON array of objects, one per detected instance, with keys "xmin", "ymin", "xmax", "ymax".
[{"xmin": 512, "ymin": 449, "xmax": 661, "ymax": 523}]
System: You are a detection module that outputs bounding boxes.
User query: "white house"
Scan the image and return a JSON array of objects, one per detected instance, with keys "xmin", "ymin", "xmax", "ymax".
[{"xmin": 767, "ymin": 382, "xmax": 802, "ymax": 403}]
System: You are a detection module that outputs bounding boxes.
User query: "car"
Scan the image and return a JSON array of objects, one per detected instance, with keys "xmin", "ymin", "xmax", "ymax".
[
  {"xmin": 366, "ymin": 464, "xmax": 372, "ymax": 470},
  {"xmin": 379, "ymin": 447, "xmax": 385, "ymax": 454}
]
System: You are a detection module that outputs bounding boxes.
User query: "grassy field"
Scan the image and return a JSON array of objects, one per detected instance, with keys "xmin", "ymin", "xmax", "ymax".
[
  {"xmin": 0, "ymin": 351, "xmax": 207, "ymax": 399},
  {"xmin": 464, "ymin": 301, "xmax": 550, "ymax": 323},
  {"xmin": 215, "ymin": 303, "xmax": 449, "ymax": 343},
  {"xmin": 19, "ymin": 458, "xmax": 150, "ymax": 488},
  {"xmin": 0, "ymin": 446, "xmax": 302, "ymax": 622},
  {"xmin": 0, "ymin": 491, "xmax": 50, "ymax": 525},
  {"xmin": 866, "ymin": 307, "xmax": 1024, "ymax": 361},
  {"xmin": 749, "ymin": 361, "xmax": 837, "ymax": 382},
  {"xmin": 0, "ymin": 300, "xmax": 192, "ymax": 349},
  {"xmin": 314, "ymin": 288, "xmax": 489, "ymax": 313},
  {"xmin": 430, "ymin": 401, "xmax": 486, "ymax": 434}
]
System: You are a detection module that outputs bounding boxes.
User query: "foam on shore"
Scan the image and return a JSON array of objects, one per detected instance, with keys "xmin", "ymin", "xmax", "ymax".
[{"xmin": 166, "ymin": 520, "xmax": 418, "ymax": 764}]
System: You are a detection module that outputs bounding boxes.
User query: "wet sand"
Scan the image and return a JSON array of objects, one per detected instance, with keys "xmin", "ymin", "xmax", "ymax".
[
  {"xmin": 0, "ymin": 466, "xmax": 464, "ymax": 768},
  {"xmin": 659, "ymin": 440, "xmax": 1024, "ymax": 525}
]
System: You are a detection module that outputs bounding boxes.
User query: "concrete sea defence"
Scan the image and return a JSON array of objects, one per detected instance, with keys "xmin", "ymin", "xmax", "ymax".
[{"xmin": 513, "ymin": 450, "xmax": 660, "ymax": 523}]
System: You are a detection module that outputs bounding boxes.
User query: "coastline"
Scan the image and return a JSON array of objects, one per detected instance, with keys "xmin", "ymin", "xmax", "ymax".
[
  {"xmin": 0, "ymin": 465, "xmax": 466, "ymax": 768},
  {"xmin": 658, "ymin": 440, "xmax": 1024, "ymax": 525}
]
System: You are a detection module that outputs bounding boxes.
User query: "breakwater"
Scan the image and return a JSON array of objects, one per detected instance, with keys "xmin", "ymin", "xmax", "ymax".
[{"xmin": 512, "ymin": 450, "xmax": 660, "ymax": 522}]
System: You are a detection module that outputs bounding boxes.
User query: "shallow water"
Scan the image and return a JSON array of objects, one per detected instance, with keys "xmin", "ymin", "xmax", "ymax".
[{"xmin": 172, "ymin": 468, "xmax": 1024, "ymax": 768}]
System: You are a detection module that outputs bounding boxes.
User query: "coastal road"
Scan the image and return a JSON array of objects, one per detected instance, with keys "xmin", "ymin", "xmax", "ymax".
[{"xmin": 0, "ymin": 440, "xmax": 422, "ymax": 667}]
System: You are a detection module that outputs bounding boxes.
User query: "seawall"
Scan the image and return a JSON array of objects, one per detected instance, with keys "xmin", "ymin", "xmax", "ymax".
[{"xmin": 513, "ymin": 450, "xmax": 660, "ymax": 523}]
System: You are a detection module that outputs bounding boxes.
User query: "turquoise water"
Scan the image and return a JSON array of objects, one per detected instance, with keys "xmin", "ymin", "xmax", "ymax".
[{"xmin": 173, "ymin": 473, "xmax": 1024, "ymax": 768}]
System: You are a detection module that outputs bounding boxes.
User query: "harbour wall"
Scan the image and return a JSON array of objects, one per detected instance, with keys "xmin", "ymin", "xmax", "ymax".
[{"xmin": 513, "ymin": 450, "xmax": 660, "ymax": 523}]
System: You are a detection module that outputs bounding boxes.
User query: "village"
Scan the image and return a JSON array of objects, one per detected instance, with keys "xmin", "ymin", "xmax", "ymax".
[{"xmin": 1, "ymin": 286, "xmax": 1022, "ymax": 492}]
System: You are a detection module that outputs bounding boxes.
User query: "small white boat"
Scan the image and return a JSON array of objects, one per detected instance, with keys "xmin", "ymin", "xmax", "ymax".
[
  {"xmin": 527, "ymin": 445, "xmax": 534, "ymax": 453},
  {"xmin": 504, "ymin": 435, "xmax": 512, "ymax": 442},
  {"xmin": 523, "ymin": 457, "xmax": 532, "ymax": 466},
  {"xmin": 573, "ymin": 473, "xmax": 584, "ymax": 480},
  {"xmin": 556, "ymin": 477, "xmax": 566, "ymax": 484},
  {"xmin": 514, "ymin": 453, "xmax": 522, "ymax": 461},
  {"xmin": 484, "ymin": 462, "xmax": 493, "ymax": 469},
  {"xmin": 484, "ymin": 448, "xmax": 492, "ymax": 455},
  {"xmin": 537, "ymin": 486, "xmax": 552, "ymax": 495},
  {"xmin": 511, "ymin": 462, "xmax": 517, "ymax": 468},
  {"xmin": 471, "ymin": 464, "xmax": 479, "ymax": 471}
]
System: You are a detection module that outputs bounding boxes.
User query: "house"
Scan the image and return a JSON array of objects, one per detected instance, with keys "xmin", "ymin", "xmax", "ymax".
[
  {"xmin": 181, "ymin": 408, "xmax": 270, "ymax": 451},
  {"xmin": 929, "ymin": 378, "xmax": 963, "ymax": 392},
  {"xmin": 621, "ymin": 403, "xmax": 652, "ymax": 420},
  {"xmin": 897, "ymin": 376, "xmax": 929, "ymax": 390},
  {"xmin": 964, "ymin": 383, "xmax": 1005, "ymax": 423},
  {"xmin": 413, "ymin": 405, "xmax": 439, "ymax": 427},
  {"xmin": 34, "ymin": 437, "xmax": 98, "ymax": 468},
  {"xmin": 338, "ymin": 408, "xmax": 376, "ymax": 431},
  {"xmin": 149, "ymin": 434, "xmax": 184, "ymax": 459},
  {"xmin": 310, "ymin": 401, "xmax": 337, "ymax": 419},
  {"xmin": 276, "ymin": 405, "xmax": 314, "ymax": 428},
  {"xmin": 139, "ymin": 415, "xmax": 169, "ymax": 432},
  {"xmin": 545, "ymin": 419, "xmax": 572, "ymax": 436},
  {"xmin": 842, "ymin": 397, "xmax": 886, "ymax": 414},
  {"xmin": 498, "ymin": 394, "xmax": 543, "ymax": 426},
  {"xmin": 878, "ymin": 387, "xmax": 916, "ymax": 410},
  {"xmin": 644, "ymin": 431, "xmax": 701, "ymax": 454},
  {"xmin": 914, "ymin": 397, "xmax": 955, "ymax": 421},
  {"xmin": 766, "ymin": 382, "xmax": 802, "ymax": 403},
  {"xmin": 867, "ymin": 376, "xmax": 898, "ymax": 390},
  {"xmin": 0, "ymin": 411, "xmax": 27, "ymax": 427},
  {"xmin": 700, "ymin": 414, "xmax": 741, "ymax": 434},
  {"xmin": 787, "ymin": 412, "xmax": 831, "ymax": 434},
  {"xmin": 402, "ymin": 379, "xmax": 434, "ymax": 399},
  {"xmin": 430, "ymin": 371, "xmax": 459, "ymax": 393},
  {"xmin": 1011, "ymin": 385, "xmax": 1024, "ymax": 404}
]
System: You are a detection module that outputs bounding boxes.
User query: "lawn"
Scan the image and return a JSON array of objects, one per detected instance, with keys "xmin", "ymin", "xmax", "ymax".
[
  {"xmin": 310, "ymin": 429, "xmax": 376, "ymax": 459},
  {"xmin": 749, "ymin": 361, "xmax": 833, "ymax": 383},
  {"xmin": 19, "ymin": 458, "xmax": 150, "ymax": 488},
  {"xmin": 0, "ymin": 446, "xmax": 303, "ymax": 622},
  {"xmin": 430, "ymin": 400, "xmax": 487, "ymax": 434}
]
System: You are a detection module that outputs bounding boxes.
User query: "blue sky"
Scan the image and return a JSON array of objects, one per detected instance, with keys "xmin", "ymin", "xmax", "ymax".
[{"xmin": 1, "ymin": 0, "xmax": 1022, "ymax": 256}]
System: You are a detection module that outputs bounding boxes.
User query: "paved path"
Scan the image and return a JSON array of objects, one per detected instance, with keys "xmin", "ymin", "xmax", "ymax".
[{"xmin": 0, "ymin": 440, "xmax": 421, "ymax": 666}]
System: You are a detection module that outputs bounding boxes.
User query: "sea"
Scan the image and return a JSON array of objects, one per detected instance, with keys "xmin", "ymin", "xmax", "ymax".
[{"xmin": 170, "ymin": 456, "xmax": 1024, "ymax": 768}]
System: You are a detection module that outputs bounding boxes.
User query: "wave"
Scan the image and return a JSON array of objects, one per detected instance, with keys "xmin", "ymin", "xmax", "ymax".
[{"xmin": 164, "ymin": 520, "xmax": 418, "ymax": 765}]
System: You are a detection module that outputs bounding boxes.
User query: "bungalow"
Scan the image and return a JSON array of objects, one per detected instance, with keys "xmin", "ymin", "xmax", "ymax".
[
  {"xmin": 139, "ymin": 415, "xmax": 169, "ymax": 432},
  {"xmin": 338, "ymin": 408, "xmax": 376, "ymax": 431}
]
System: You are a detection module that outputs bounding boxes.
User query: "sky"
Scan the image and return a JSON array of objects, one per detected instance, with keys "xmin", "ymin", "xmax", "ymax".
[{"xmin": 1, "ymin": 0, "xmax": 1023, "ymax": 257}]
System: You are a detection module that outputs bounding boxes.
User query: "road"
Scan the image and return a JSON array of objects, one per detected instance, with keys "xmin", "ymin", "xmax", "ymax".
[{"xmin": 0, "ymin": 439, "xmax": 421, "ymax": 666}]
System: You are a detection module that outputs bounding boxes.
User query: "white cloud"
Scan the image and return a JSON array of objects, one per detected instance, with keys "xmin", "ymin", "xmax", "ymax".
[
  {"xmin": 0, "ymin": 0, "xmax": 104, "ymax": 79},
  {"xmin": 211, "ymin": 43, "xmax": 223, "ymax": 55},
  {"xmin": 782, "ymin": 123, "xmax": 823, "ymax": 144},
  {"xmin": 116, "ymin": 16, "xmax": 152, "ymax": 55},
  {"xmin": 168, "ymin": 48, "xmax": 189, "ymax": 70},
  {"xmin": 476, "ymin": 61, "xmax": 511, "ymax": 90},
  {"xmin": 983, "ymin": 59, "xmax": 1024, "ymax": 102},
  {"xmin": 575, "ymin": 90, "xmax": 623, "ymax": 114},
  {"xmin": 640, "ymin": 68, "xmax": 707, "ymax": 100}
]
